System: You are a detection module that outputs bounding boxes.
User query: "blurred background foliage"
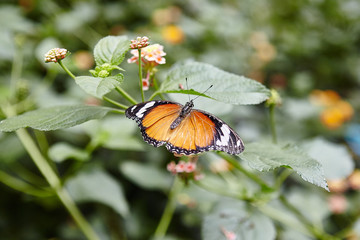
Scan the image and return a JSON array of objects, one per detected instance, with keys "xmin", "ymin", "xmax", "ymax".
[{"xmin": 0, "ymin": 0, "xmax": 360, "ymax": 239}]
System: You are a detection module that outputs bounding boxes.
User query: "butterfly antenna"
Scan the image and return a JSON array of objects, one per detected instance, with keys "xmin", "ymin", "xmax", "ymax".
[
  {"xmin": 192, "ymin": 85, "xmax": 213, "ymax": 102},
  {"xmin": 185, "ymin": 78, "xmax": 191, "ymax": 102}
]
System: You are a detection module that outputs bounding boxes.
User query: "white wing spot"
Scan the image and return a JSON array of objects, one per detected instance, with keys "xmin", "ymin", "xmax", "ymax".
[
  {"xmin": 216, "ymin": 124, "xmax": 231, "ymax": 146},
  {"xmin": 136, "ymin": 102, "xmax": 155, "ymax": 118}
]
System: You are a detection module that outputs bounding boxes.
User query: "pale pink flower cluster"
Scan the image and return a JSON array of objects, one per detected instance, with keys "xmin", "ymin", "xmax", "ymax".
[
  {"xmin": 128, "ymin": 44, "xmax": 166, "ymax": 66},
  {"xmin": 167, "ymin": 161, "xmax": 196, "ymax": 174},
  {"xmin": 44, "ymin": 48, "xmax": 68, "ymax": 63},
  {"xmin": 130, "ymin": 36, "xmax": 150, "ymax": 49}
]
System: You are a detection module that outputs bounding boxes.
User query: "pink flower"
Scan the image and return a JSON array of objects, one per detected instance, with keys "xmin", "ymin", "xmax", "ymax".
[
  {"xmin": 167, "ymin": 161, "xmax": 177, "ymax": 174},
  {"xmin": 328, "ymin": 194, "xmax": 347, "ymax": 214},
  {"xmin": 184, "ymin": 162, "xmax": 196, "ymax": 173},
  {"xmin": 221, "ymin": 227, "xmax": 237, "ymax": 240},
  {"xmin": 142, "ymin": 79, "xmax": 149, "ymax": 91},
  {"xmin": 127, "ymin": 44, "xmax": 166, "ymax": 66},
  {"xmin": 175, "ymin": 161, "xmax": 186, "ymax": 173}
]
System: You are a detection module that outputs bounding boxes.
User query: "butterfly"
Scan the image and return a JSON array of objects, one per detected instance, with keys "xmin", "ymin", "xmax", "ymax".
[{"xmin": 125, "ymin": 99, "xmax": 245, "ymax": 155}]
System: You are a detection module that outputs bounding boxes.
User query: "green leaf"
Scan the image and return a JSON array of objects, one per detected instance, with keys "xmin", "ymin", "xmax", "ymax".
[
  {"xmin": 303, "ymin": 137, "xmax": 354, "ymax": 180},
  {"xmin": 66, "ymin": 168, "xmax": 129, "ymax": 217},
  {"xmin": 241, "ymin": 142, "xmax": 329, "ymax": 191},
  {"xmin": 202, "ymin": 199, "xmax": 275, "ymax": 240},
  {"xmin": 83, "ymin": 116, "xmax": 144, "ymax": 151},
  {"xmin": 48, "ymin": 142, "xmax": 89, "ymax": 163},
  {"xmin": 158, "ymin": 61, "xmax": 270, "ymax": 105},
  {"xmin": 75, "ymin": 75, "xmax": 123, "ymax": 98},
  {"xmin": 93, "ymin": 35, "xmax": 130, "ymax": 66},
  {"xmin": 0, "ymin": 105, "xmax": 113, "ymax": 132},
  {"xmin": 119, "ymin": 161, "xmax": 173, "ymax": 191}
]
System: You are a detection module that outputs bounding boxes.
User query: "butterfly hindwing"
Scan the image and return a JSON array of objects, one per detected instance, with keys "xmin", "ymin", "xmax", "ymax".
[{"xmin": 196, "ymin": 110, "xmax": 245, "ymax": 155}]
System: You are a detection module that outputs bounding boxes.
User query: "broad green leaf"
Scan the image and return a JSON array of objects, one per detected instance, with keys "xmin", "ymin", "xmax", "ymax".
[
  {"xmin": 66, "ymin": 168, "xmax": 129, "ymax": 217},
  {"xmin": 158, "ymin": 61, "xmax": 270, "ymax": 105},
  {"xmin": 0, "ymin": 134, "xmax": 25, "ymax": 163},
  {"xmin": 241, "ymin": 142, "xmax": 329, "ymax": 191},
  {"xmin": 0, "ymin": 105, "xmax": 114, "ymax": 132},
  {"xmin": 75, "ymin": 75, "xmax": 123, "ymax": 98},
  {"xmin": 303, "ymin": 137, "xmax": 354, "ymax": 180},
  {"xmin": 119, "ymin": 161, "xmax": 173, "ymax": 191},
  {"xmin": 82, "ymin": 117, "xmax": 144, "ymax": 151},
  {"xmin": 202, "ymin": 199, "xmax": 275, "ymax": 240},
  {"xmin": 48, "ymin": 142, "xmax": 89, "ymax": 163},
  {"xmin": 93, "ymin": 35, "xmax": 130, "ymax": 66}
]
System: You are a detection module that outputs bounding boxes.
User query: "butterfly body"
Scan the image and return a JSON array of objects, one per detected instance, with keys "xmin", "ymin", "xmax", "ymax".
[{"xmin": 126, "ymin": 100, "xmax": 244, "ymax": 155}]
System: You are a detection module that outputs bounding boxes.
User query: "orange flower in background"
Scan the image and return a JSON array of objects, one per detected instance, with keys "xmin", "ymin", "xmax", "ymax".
[
  {"xmin": 162, "ymin": 25, "xmax": 185, "ymax": 44},
  {"xmin": 310, "ymin": 89, "xmax": 354, "ymax": 129},
  {"xmin": 310, "ymin": 90, "xmax": 341, "ymax": 106}
]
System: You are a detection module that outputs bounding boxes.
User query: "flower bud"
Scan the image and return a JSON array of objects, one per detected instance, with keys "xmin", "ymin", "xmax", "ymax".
[
  {"xmin": 44, "ymin": 48, "xmax": 68, "ymax": 63},
  {"xmin": 130, "ymin": 36, "xmax": 150, "ymax": 49}
]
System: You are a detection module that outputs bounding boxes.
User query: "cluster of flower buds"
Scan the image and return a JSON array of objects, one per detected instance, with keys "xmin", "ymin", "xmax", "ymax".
[
  {"xmin": 44, "ymin": 48, "xmax": 68, "ymax": 63},
  {"xmin": 167, "ymin": 160, "xmax": 196, "ymax": 174},
  {"xmin": 167, "ymin": 161, "xmax": 203, "ymax": 181},
  {"xmin": 130, "ymin": 36, "xmax": 150, "ymax": 49}
]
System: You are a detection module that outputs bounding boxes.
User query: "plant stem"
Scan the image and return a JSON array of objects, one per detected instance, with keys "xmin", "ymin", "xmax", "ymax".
[
  {"xmin": 154, "ymin": 177, "xmax": 182, "ymax": 239},
  {"xmin": 269, "ymin": 105, "xmax": 277, "ymax": 144},
  {"xmin": 115, "ymin": 86, "xmax": 138, "ymax": 105},
  {"xmin": 0, "ymin": 170, "xmax": 53, "ymax": 197},
  {"xmin": 138, "ymin": 48, "xmax": 145, "ymax": 102},
  {"xmin": 279, "ymin": 195, "xmax": 339, "ymax": 240},
  {"xmin": 217, "ymin": 152, "xmax": 271, "ymax": 191},
  {"xmin": 3, "ymin": 105, "xmax": 100, "ymax": 240},
  {"xmin": 103, "ymin": 96, "xmax": 128, "ymax": 109},
  {"xmin": 58, "ymin": 59, "xmax": 76, "ymax": 79},
  {"xmin": 152, "ymin": 77, "xmax": 165, "ymax": 100}
]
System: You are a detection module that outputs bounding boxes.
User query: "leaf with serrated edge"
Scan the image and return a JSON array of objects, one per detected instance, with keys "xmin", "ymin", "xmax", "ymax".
[
  {"xmin": 0, "ymin": 105, "xmax": 113, "ymax": 132},
  {"xmin": 159, "ymin": 61, "xmax": 270, "ymax": 105},
  {"xmin": 93, "ymin": 36, "xmax": 130, "ymax": 66},
  {"xmin": 241, "ymin": 142, "xmax": 329, "ymax": 191},
  {"xmin": 75, "ymin": 75, "xmax": 123, "ymax": 98}
]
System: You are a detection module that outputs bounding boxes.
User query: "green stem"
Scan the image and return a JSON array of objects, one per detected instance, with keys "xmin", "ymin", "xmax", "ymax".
[
  {"xmin": 138, "ymin": 48, "xmax": 145, "ymax": 102},
  {"xmin": 151, "ymin": 77, "xmax": 165, "ymax": 100},
  {"xmin": 194, "ymin": 180, "xmax": 249, "ymax": 200},
  {"xmin": 279, "ymin": 195, "xmax": 339, "ymax": 240},
  {"xmin": 148, "ymin": 91, "xmax": 159, "ymax": 101},
  {"xmin": 217, "ymin": 152, "xmax": 271, "ymax": 191},
  {"xmin": 58, "ymin": 59, "xmax": 76, "ymax": 80},
  {"xmin": 115, "ymin": 86, "xmax": 138, "ymax": 105},
  {"xmin": 103, "ymin": 96, "xmax": 128, "ymax": 110},
  {"xmin": 0, "ymin": 170, "xmax": 53, "ymax": 197},
  {"xmin": 274, "ymin": 168, "xmax": 292, "ymax": 190},
  {"xmin": 3, "ymin": 105, "xmax": 100, "ymax": 240},
  {"xmin": 269, "ymin": 105, "xmax": 277, "ymax": 144},
  {"xmin": 153, "ymin": 177, "xmax": 182, "ymax": 239}
]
